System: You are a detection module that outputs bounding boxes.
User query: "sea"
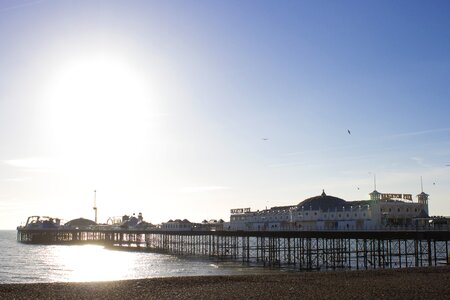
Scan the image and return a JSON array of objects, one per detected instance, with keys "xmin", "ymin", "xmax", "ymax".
[{"xmin": 0, "ymin": 230, "xmax": 279, "ymax": 284}]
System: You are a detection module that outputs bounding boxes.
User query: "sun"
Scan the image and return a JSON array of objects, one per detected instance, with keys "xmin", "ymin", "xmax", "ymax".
[{"xmin": 40, "ymin": 54, "xmax": 155, "ymax": 173}]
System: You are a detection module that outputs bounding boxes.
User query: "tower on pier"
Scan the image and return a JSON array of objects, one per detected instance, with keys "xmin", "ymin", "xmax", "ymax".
[
  {"xmin": 93, "ymin": 190, "xmax": 98, "ymax": 224},
  {"xmin": 369, "ymin": 174, "xmax": 381, "ymax": 201},
  {"xmin": 417, "ymin": 177, "xmax": 429, "ymax": 215}
]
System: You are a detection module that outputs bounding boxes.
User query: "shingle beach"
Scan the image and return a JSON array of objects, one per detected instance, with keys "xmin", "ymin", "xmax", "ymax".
[{"xmin": 0, "ymin": 266, "xmax": 449, "ymax": 300}]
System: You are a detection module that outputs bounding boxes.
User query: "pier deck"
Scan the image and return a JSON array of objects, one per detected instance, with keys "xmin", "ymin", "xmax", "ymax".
[{"xmin": 17, "ymin": 228, "xmax": 450, "ymax": 271}]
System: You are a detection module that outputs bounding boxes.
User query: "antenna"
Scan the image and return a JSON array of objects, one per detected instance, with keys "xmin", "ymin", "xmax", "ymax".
[
  {"xmin": 93, "ymin": 190, "xmax": 98, "ymax": 223},
  {"xmin": 420, "ymin": 176, "xmax": 423, "ymax": 193},
  {"xmin": 374, "ymin": 173, "xmax": 377, "ymax": 190}
]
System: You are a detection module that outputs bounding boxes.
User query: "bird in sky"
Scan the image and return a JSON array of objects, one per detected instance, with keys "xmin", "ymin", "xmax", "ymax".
[
  {"xmin": 347, "ymin": 129, "xmax": 351, "ymax": 135},
  {"xmin": 262, "ymin": 138, "xmax": 268, "ymax": 141}
]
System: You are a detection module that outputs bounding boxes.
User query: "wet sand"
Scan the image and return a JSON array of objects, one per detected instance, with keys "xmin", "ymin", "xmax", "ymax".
[{"xmin": 0, "ymin": 266, "xmax": 449, "ymax": 299}]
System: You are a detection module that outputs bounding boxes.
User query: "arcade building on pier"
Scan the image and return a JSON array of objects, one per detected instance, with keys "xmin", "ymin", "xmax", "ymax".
[{"xmin": 227, "ymin": 189, "xmax": 430, "ymax": 231}]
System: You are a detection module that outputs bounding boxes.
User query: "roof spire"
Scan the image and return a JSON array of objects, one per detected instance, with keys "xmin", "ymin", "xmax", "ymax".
[
  {"xmin": 374, "ymin": 173, "xmax": 377, "ymax": 190},
  {"xmin": 420, "ymin": 176, "xmax": 423, "ymax": 193},
  {"xmin": 321, "ymin": 189, "xmax": 326, "ymax": 196}
]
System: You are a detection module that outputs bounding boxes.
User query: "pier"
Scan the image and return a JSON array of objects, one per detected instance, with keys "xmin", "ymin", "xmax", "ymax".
[{"xmin": 17, "ymin": 228, "xmax": 450, "ymax": 271}]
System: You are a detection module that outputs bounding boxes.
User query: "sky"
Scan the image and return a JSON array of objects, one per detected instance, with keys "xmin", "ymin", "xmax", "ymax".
[{"xmin": 1, "ymin": 0, "xmax": 450, "ymax": 229}]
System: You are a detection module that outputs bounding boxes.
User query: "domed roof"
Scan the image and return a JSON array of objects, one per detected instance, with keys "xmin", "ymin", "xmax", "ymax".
[
  {"xmin": 297, "ymin": 190, "xmax": 348, "ymax": 211},
  {"xmin": 65, "ymin": 218, "xmax": 97, "ymax": 227}
]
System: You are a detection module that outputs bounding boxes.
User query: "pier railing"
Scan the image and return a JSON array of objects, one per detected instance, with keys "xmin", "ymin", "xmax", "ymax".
[{"xmin": 17, "ymin": 227, "xmax": 450, "ymax": 271}]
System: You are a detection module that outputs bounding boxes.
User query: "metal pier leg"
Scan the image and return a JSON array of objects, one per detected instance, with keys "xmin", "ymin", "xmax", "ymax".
[
  {"xmin": 363, "ymin": 239, "xmax": 368, "ymax": 269},
  {"xmin": 428, "ymin": 239, "xmax": 432, "ymax": 267},
  {"xmin": 355, "ymin": 239, "xmax": 359, "ymax": 270},
  {"xmin": 446, "ymin": 241, "xmax": 449, "ymax": 265}
]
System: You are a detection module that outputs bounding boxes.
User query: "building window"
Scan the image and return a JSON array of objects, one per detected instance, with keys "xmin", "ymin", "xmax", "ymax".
[
  {"xmin": 389, "ymin": 208, "xmax": 392, "ymax": 212},
  {"xmin": 305, "ymin": 212, "xmax": 309, "ymax": 216},
  {"xmin": 398, "ymin": 208, "xmax": 400, "ymax": 212}
]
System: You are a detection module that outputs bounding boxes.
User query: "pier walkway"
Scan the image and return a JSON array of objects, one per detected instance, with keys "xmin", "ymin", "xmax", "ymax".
[{"xmin": 17, "ymin": 228, "xmax": 450, "ymax": 271}]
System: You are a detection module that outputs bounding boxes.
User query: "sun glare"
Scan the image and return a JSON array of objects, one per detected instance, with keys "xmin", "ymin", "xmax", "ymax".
[
  {"xmin": 52, "ymin": 245, "xmax": 137, "ymax": 282},
  {"xmin": 41, "ymin": 54, "xmax": 155, "ymax": 174}
]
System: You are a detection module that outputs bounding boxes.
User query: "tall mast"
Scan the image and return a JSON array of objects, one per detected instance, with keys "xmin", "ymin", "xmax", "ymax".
[
  {"xmin": 374, "ymin": 173, "xmax": 377, "ymax": 190},
  {"xmin": 93, "ymin": 190, "xmax": 98, "ymax": 223}
]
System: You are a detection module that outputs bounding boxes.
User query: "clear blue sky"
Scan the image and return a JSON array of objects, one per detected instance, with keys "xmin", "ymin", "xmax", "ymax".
[{"xmin": 1, "ymin": 0, "xmax": 449, "ymax": 228}]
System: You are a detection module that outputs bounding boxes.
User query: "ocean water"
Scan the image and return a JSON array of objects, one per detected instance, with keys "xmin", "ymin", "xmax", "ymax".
[{"xmin": 0, "ymin": 230, "xmax": 278, "ymax": 284}]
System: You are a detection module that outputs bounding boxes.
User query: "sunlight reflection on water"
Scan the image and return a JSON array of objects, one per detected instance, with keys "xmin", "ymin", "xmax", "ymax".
[
  {"xmin": 52, "ymin": 245, "xmax": 137, "ymax": 282},
  {"xmin": 1, "ymin": 231, "xmax": 281, "ymax": 283}
]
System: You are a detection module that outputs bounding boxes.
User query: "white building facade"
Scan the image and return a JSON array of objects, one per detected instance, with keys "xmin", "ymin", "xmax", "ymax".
[
  {"xmin": 160, "ymin": 219, "xmax": 193, "ymax": 231},
  {"xmin": 227, "ymin": 190, "xmax": 429, "ymax": 231}
]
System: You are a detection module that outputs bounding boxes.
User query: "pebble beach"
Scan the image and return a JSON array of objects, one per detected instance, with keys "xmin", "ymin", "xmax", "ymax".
[{"xmin": 0, "ymin": 266, "xmax": 449, "ymax": 300}]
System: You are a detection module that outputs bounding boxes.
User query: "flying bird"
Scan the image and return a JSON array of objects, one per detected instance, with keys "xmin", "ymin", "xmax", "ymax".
[
  {"xmin": 347, "ymin": 129, "xmax": 351, "ymax": 135},
  {"xmin": 262, "ymin": 138, "xmax": 268, "ymax": 141}
]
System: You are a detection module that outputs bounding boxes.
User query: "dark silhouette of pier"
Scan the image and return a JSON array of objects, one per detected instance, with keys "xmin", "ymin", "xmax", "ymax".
[{"xmin": 17, "ymin": 228, "xmax": 450, "ymax": 270}]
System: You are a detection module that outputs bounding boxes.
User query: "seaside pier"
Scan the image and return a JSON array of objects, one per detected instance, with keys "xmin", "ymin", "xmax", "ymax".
[{"xmin": 17, "ymin": 228, "xmax": 450, "ymax": 271}]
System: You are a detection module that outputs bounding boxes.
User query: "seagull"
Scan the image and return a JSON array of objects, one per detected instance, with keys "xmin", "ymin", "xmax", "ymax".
[
  {"xmin": 347, "ymin": 129, "xmax": 351, "ymax": 135},
  {"xmin": 262, "ymin": 138, "xmax": 268, "ymax": 141}
]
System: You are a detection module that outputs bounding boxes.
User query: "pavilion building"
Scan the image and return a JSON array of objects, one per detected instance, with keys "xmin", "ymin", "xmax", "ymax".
[{"xmin": 227, "ymin": 189, "xmax": 429, "ymax": 231}]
